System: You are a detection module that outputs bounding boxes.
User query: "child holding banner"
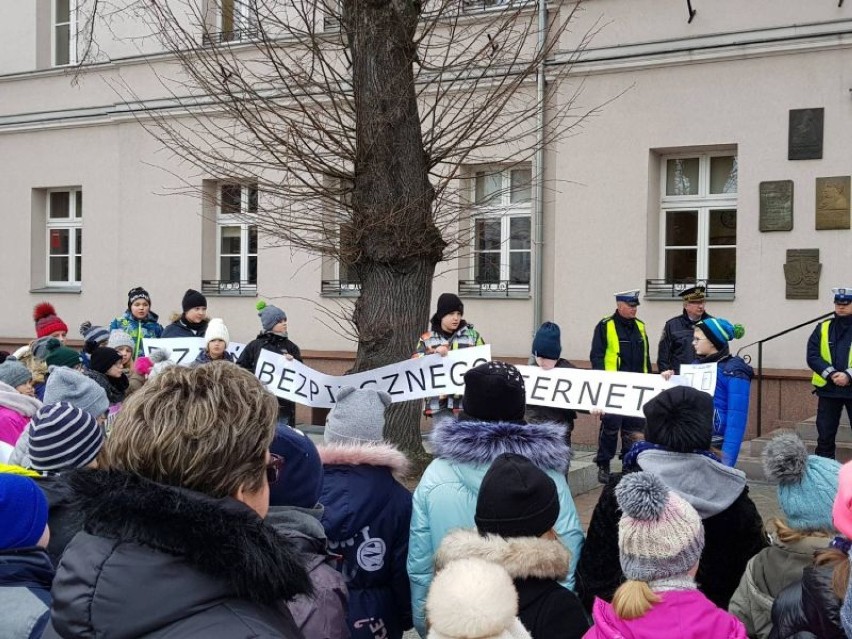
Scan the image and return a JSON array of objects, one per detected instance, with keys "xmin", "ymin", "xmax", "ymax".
[
  {"xmin": 108, "ymin": 287, "xmax": 164, "ymax": 358},
  {"xmin": 414, "ymin": 293, "xmax": 485, "ymax": 423}
]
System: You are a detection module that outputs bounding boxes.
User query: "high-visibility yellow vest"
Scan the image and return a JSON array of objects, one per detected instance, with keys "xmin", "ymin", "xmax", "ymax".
[
  {"xmin": 603, "ymin": 317, "xmax": 649, "ymax": 373},
  {"xmin": 812, "ymin": 320, "xmax": 852, "ymax": 387}
]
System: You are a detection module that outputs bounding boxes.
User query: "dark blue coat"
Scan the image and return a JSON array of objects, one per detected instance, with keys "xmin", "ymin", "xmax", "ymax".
[
  {"xmin": 657, "ymin": 310, "xmax": 711, "ymax": 373},
  {"xmin": 590, "ymin": 312, "xmax": 651, "ymax": 373},
  {"xmin": 319, "ymin": 443, "xmax": 413, "ymax": 639},
  {"xmin": 0, "ymin": 548, "xmax": 54, "ymax": 638},
  {"xmin": 807, "ymin": 315, "xmax": 852, "ymax": 399}
]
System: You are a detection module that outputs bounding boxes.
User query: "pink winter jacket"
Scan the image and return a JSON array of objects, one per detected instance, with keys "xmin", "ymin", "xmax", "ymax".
[
  {"xmin": 584, "ymin": 590, "xmax": 748, "ymax": 639},
  {"xmin": 0, "ymin": 405, "xmax": 32, "ymax": 447}
]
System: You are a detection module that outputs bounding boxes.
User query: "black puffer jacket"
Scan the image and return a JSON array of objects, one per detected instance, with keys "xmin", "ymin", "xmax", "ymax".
[
  {"xmin": 768, "ymin": 564, "xmax": 845, "ymax": 639},
  {"xmin": 34, "ymin": 474, "xmax": 82, "ymax": 566},
  {"xmin": 43, "ymin": 470, "xmax": 311, "ymax": 639},
  {"xmin": 237, "ymin": 332, "xmax": 303, "ymax": 425}
]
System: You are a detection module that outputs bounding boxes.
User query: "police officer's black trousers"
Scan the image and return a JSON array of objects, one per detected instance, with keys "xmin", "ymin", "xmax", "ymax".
[
  {"xmin": 593, "ymin": 414, "xmax": 645, "ymax": 466},
  {"xmin": 815, "ymin": 396, "xmax": 852, "ymax": 459}
]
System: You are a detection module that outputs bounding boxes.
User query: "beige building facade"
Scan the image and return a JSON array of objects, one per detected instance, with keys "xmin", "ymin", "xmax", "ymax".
[{"xmin": 1, "ymin": 0, "xmax": 850, "ymax": 381}]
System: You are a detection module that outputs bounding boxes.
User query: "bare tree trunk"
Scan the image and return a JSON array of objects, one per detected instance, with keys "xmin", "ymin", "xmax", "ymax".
[{"xmin": 345, "ymin": 0, "xmax": 444, "ymax": 460}]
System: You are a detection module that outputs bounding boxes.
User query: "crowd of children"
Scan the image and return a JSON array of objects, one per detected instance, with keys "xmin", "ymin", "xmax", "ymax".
[{"xmin": 1, "ymin": 289, "xmax": 852, "ymax": 638}]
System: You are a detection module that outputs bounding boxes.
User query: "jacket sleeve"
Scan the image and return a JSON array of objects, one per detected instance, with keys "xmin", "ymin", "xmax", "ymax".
[
  {"xmin": 414, "ymin": 334, "xmax": 430, "ymax": 358},
  {"xmin": 590, "ymin": 322, "xmax": 607, "ymax": 371},
  {"xmin": 721, "ymin": 375, "xmax": 752, "ymax": 467},
  {"xmin": 806, "ymin": 324, "xmax": 834, "ymax": 379},
  {"xmin": 153, "ymin": 322, "xmax": 164, "ymax": 338},
  {"xmin": 237, "ymin": 340, "xmax": 260, "ymax": 372},
  {"xmin": 657, "ymin": 323, "xmax": 673, "ymax": 372},
  {"xmin": 801, "ymin": 566, "xmax": 846, "ymax": 639},
  {"xmin": 290, "ymin": 582, "xmax": 351, "ymax": 639},
  {"xmin": 552, "ymin": 472, "xmax": 585, "ymax": 591},
  {"xmin": 288, "ymin": 341, "xmax": 304, "ymax": 363},
  {"xmin": 408, "ymin": 482, "xmax": 435, "ymax": 637},
  {"xmin": 473, "ymin": 329, "xmax": 485, "ymax": 347},
  {"xmin": 391, "ymin": 486, "xmax": 414, "ymax": 631},
  {"xmin": 574, "ymin": 478, "xmax": 623, "ymax": 611},
  {"xmin": 538, "ymin": 588, "xmax": 592, "ymax": 639},
  {"xmin": 770, "ymin": 580, "xmax": 814, "ymax": 639},
  {"xmin": 728, "ymin": 555, "xmax": 763, "ymax": 638}
]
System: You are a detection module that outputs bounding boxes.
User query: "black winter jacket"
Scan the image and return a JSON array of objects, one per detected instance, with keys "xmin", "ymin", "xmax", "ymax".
[
  {"xmin": 162, "ymin": 316, "xmax": 209, "ymax": 338},
  {"xmin": 34, "ymin": 474, "xmax": 82, "ymax": 566},
  {"xmin": 576, "ymin": 460, "xmax": 767, "ymax": 612},
  {"xmin": 657, "ymin": 309, "xmax": 711, "ymax": 373},
  {"xmin": 768, "ymin": 564, "xmax": 845, "ymax": 639},
  {"xmin": 806, "ymin": 314, "xmax": 852, "ymax": 399},
  {"xmin": 237, "ymin": 332, "xmax": 303, "ymax": 424},
  {"xmin": 43, "ymin": 470, "xmax": 311, "ymax": 639}
]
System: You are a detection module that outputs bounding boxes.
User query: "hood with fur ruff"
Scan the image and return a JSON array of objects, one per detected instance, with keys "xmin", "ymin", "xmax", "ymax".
[
  {"xmin": 318, "ymin": 442, "xmax": 410, "ymax": 480},
  {"xmin": 435, "ymin": 529, "xmax": 570, "ymax": 581},
  {"xmin": 430, "ymin": 418, "xmax": 570, "ymax": 473}
]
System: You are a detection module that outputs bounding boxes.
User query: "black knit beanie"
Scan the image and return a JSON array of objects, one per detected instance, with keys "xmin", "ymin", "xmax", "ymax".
[
  {"xmin": 181, "ymin": 289, "xmax": 207, "ymax": 313},
  {"xmin": 476, "ymin": 453, "xmax": 559, "ymax": 538},
  {"xmin": 643, "ymin": 386, "xmax": 714, "ymax": 452},
  {"xmin": 90, "ymin": 347, "xmax": 122, "ymax": 375},
  {"xmin": 431, "ymin": 293, "xmax": 464, "ymax": 326},
  {"xmin": 462, "ymin": 361, "xmax": 526, "ymax": 423}
]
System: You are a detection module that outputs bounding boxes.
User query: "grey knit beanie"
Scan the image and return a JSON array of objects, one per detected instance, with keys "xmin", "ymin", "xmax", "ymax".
[
  {"xmin": 0, "ymin": 358, "xmax": 33, "ymax": 388},
  {"xmin": 256, "ymin": 300, "xmax": 287, "ymax": 333},
  {"xmin": 325, "ymin": 386, "xmax": 392, "ymax": 445},
  {"xmin": 616, "ymin": 472, "xmax": 705, "ymax": 582},
  {"xmin": 44, "ymin": 366, "xmax": 109, "ymax": 418},
  {"xmin": 107, "ymin": 329, "xmax": 135, "ymax": 352}
]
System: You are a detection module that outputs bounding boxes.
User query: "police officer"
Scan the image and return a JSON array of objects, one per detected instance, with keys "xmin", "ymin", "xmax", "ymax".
[
  {"xmin": 807, "ymin": 286, "xmax": 852, "ymax": 459},
  {"xmin": 657, "ymin": 284, "xmax": 712, "ymax": 375},
  {"xmin": 590, "ymin": 290, "xmax": 652, "ymax": 483}
]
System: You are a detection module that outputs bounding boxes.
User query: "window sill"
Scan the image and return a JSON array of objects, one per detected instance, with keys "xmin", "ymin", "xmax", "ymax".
[
  {"xmin": 201, "ymin": 280, "xmax": 257, "ymax": 296},
  {"xmin": 30, "ymin": 286, "xmax": 82, "ymax": 294},
  {"xmin": 458, "ymin": 281, "xmax": 531, "ymax": 299},
  {"xmin": 321, "ymin": 281, "xmax": 361, "ymax": 297},
  {"xmin": 644, "ymin": 279, "xmax": 735, "ymax": 301}
]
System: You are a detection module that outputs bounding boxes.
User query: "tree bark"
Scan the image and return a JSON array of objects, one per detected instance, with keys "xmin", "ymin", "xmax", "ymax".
[{"xmin": 345, "ymin": 0, "xmax": 444, "ymax": 459}]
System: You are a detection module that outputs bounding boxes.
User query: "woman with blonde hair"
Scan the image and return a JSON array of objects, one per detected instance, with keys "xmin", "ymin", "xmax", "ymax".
[
  {"xmin": 729, "ymin": 432, "xmax": 839, "ymax": 638},
  {"xmin": 584, "ymin": 471, "xmax": 746, "ymax": 638}
]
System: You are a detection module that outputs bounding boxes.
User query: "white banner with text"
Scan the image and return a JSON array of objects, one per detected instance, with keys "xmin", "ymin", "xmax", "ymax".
[{"xmin": 142, "ymin": 337, "xmax": 246, "ymax": 365}]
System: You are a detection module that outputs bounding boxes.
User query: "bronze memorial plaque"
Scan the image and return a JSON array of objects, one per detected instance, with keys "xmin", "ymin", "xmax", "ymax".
[
  {"xmin": 788, "ymin": 108, "xmax": 824, "ymax": 160},
  {"xmin": 759, "ymin": 180, "xmax": 793, "ymax": 231},
  {"xmin": 815, "ymin": 176, "xmax": 851, "ymax": 230},
  {"xmin": 783, "ymin": 249, "xmax": 821, "ymax": 300}
]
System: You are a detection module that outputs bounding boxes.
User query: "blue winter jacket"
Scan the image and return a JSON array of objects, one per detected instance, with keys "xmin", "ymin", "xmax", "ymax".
[
  {"xmin": 319, "ymin": 443, "xmax": 413, "ymax": 639},
  {"xmin": 109, "ymin": 310, "xmax": 164, "ymax": 358},
  {"xmin": 408, "ymin": 418, "xmax": 585, "ymax": 637},
  {"xmin": 702, "ymin": 354, "xmax": 753, "ymax": 467}
]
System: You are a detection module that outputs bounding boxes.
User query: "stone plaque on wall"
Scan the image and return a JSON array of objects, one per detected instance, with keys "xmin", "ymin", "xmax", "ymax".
[
  {"xmin": 788, "ymin": 108, "xmax": 824, "ymax": 160},
  {"xmin": 759, "ymin": 181, "xmax": 794, "ymax": 231},
  {"xmin": 783, "ymin": 249, "xmax": 821, "ymax": 300},
  {"xmin": 815, "ymin": 176, "xmax": 851, "ymax": 230}
]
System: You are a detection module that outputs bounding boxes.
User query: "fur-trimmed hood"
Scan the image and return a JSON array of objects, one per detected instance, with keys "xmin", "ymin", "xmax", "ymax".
[
  {"xmin": 318, "ymin": 442, "xmax": 410, "ymax": 479},
  {"xmin": 435, "ymin": 529, "xmax": 570, "ymax": 581},
  {"xmin": 67, "ymin": 470, "xmax": 311, "ymax": 604},
  {"xmin": 430, "ymin": 418, "xmax": 569, "ymax": 473}
]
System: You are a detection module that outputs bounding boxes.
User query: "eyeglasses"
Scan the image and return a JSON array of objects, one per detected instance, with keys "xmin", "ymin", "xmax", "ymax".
[{"xmin": 266, "ymin": 453, "xmax": 285, "ymax": 484}]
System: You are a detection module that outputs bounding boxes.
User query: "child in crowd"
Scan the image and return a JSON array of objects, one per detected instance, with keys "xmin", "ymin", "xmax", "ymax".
[
  {"xmin": 0, "ymin": 376, "xmax": 42, "ymax": 454},
  {"xmin": 107, "ymin": 330, "xmax": 136, "ymax": 374},
  {"xmin": 730, "ymin": 432, "xmax": 840, "ymax": 638},
  {"xmin": 436, "ymin": 453, "xmax": 590, "ymax": 639},
  {"xmin": 414, "ymin": 293, "xmax": 485, "ymax": 423},
  {"xmin": 28, "ymin": 402, "xmax": 105, "ymax": 565},
  {"xmin": 195, "ymin": 318, "xmax": 236, "ymax": 364},
  {"xmin": 109, "ymin": 286, "xmax": 164, "ymax": 357},
  {"xmin": 43, "ymin": 339, "xmax": 83, "ymax": 371},
  {"xmin": 266, "ymin": 425, "xmax": 349, "ymax": 639},
  {"xmin": 525, "ymin": 321, "xmax": 579, "ymax": 449},
  {"xmin": 319, "ymin": 386, "xmax": 413, "ymax": 639},
  {"xmin": 426, "ymin": 558, "xmax": 532, "ymax": 639},
  {"xmin": 409, "ymin": 361, "xmax": 584, "ymax": 636},
  {"xmin": 33, "ymin": 302, "xmax": 68, "ymax": 344},
  {"xmin": 692, "ymin": 317, "xmax": 754, "ymax": 466},
  {"xmin": 162, "ymin": 289, "xmax": 209, "ymax": 338},
  {"xmin": 0, "ymin": 473, "xmax": 54, "ymax": 639},
  {"xmin": 238, "ymin": 301, "xmax": 302, "ymax": 426},
  {"xmin": 128, "ymin": 348, "xmax": 172, "ymax": 396},
  {"xmin": 83, "ymin": 347, "xmax": 129, "ymax": 405},
  {"xmin": 79, "ymin": 322, "xmax": 110, "ymax": 369},
  {"xmin": 0, "ymin": 357, "xmax": 36, "ymax": 397},
  {"xmin": 584, "ymin": 472, "xmax": 747, "ymax": 638}
]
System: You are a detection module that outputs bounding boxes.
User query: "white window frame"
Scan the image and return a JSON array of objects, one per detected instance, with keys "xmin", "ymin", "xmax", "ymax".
[
  {"xmin": 218, "ymin": 0, "xmax": 256, "ymax": 41},
  {"xmin": 469, "ymin": 166, "xmax": 532, "ymax": 291},
  {"xmin": 658, "ymin": 152, "xmax": 737, "ymax": 284},
  {"xmin": 46, "ymin": 189, "xmax": 82, "ymax": 287},
  {"xmin": 53, "ymin": 0, "xmax": 77, "ymax": 67},
  {"xmin": 217, "ymin": 183, "xmax": 258, "ymax": 285}
]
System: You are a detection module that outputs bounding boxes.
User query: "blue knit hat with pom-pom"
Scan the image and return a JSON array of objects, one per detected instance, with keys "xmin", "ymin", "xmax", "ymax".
[
  {"xmin": 762, "ymin": 432, "xmax": 840, "ymax": 531},
  {"xmin": 695, "ymin": 317, "xmax": 744, "ymax": 351},
  {"xmin": 616, "ymin": 471, "xmax": 705, "ymax": 582}
]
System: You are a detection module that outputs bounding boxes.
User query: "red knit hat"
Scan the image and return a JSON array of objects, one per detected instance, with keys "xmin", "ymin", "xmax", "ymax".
[{"xmin": 33, "ymin": 302, "xmax": 69, "ymax": 338}]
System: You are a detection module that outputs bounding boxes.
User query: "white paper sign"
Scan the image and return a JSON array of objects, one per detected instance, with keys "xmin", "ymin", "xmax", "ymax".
[
  {"xmin": 255, "ymin": 345, "xmax": 492, "ymax": 408},
  {"xmin": 674, "ymin": 363, "xmax": 718, "ymax": 396},
  {"xmin": 517, "ymin": 366, "xmax": 677, "ymax": 418},
  {"xmin": 143, "ymin": 337, "xmax": 245, "ymax": 365}
]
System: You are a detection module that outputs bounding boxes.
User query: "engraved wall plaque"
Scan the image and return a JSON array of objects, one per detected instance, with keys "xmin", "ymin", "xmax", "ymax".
[
  {"xmin": 783, "ymin": 249, "xmax": 822, "ymax": 300},
  {"xmin": 788, "ymin": 108, "xmax": 824, "ymax": 160},
  {"xmin": 815, "ymin": 176, "xmax": 851, "ymax": 230},
  {"xmin": 759, "ymin": 180, "xmax": 793, "ymax": 231}
]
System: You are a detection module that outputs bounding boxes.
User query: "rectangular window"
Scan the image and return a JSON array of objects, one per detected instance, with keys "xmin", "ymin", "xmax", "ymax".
[
  {"xmin": 218, "ymin": 0, "xmax": 256, "ymax": 42},
  {"xmin": 660, "ymin": 154, "xmax": 737, "ymax": 286},
  {"xmin": 46, "ymin": 189, "xmax": 82, "ymax": 285},
  {"xmin": 217, "ymin": 183, "xmax": 258, "ymax": 286},
  {"xmin": 466, "ymin": 166, "xmax": 531, "ymax": 295},
  {"xmin": 54, "ymin": 0, "xmax": 76, "ymax": 66}
]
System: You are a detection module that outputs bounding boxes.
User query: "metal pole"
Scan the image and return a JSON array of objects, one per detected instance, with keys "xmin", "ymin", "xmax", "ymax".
[
  {"xmin": 532, "ymin": 0, "xmax": 547, "ymax": 335},
  {"xmin": 756, "ymin": 342, "xmax": 763, "ymax": 438}
]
